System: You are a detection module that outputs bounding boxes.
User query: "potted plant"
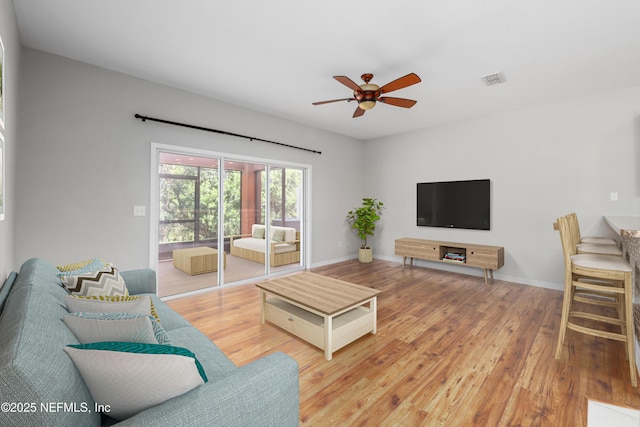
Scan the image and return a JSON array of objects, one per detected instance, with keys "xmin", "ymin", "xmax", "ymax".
[{"xmin": 346, "ymin": 198, "xmax": 384, "ymax": 263}]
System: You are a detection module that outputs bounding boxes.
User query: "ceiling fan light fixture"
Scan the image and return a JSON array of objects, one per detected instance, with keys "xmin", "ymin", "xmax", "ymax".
[{"xmin": 358, "ymin": 100, "xmax": 376, "ymax": 110}]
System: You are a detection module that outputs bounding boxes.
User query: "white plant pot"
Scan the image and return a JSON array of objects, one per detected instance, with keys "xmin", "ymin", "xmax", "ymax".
[{"xmin": 359, "ymin": 246, "xmax": 373, "ymax": 263}]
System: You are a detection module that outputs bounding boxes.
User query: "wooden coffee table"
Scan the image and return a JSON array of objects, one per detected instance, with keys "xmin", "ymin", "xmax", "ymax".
[{"xmin": 256, "ymin": 272, "xmax": 381, "ymax": 360}]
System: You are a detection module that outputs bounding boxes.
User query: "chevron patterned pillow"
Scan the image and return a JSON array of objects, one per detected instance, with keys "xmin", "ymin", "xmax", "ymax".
[{"xmin": 60, "ymin": 265, "xmax": 128, "ymax": 297}]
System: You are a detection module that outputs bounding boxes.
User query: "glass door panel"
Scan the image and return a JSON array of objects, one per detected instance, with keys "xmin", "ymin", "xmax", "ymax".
[
  {"xmin": 266, "ymin": 167, "xmax": 304, "ymax": 274},
  {"xmin": 157, "ymin": 153, "xmax": 221, "ymax": 297},
  {"xmin": 224, "ymin": 160, "xmax": 267, "ymax": 283}
]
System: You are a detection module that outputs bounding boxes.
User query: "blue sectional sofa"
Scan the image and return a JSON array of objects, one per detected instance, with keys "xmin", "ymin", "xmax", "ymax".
[{"xmin": 0, "ymin": 258, "xmax": 299, "ymax": 426}]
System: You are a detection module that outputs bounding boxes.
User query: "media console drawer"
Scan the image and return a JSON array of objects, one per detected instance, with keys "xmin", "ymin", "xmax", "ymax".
[{"xmin": 395, "ymin": 238, "xmax": 439, "ymax": 261}]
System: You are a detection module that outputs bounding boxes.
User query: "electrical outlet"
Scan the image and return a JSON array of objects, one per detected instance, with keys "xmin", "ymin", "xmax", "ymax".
[
  {"xmin": 133, "ymin": 206, "xmax": 146, "ymax": 216},
  {"xmin": 610, "ymin": 192, "xmax": 618, "ymax": 201}
]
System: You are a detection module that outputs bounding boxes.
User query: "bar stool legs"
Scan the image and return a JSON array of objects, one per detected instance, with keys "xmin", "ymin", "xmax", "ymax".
[{"xmin": 555, "ymin": 214, "xmax": 637, "ymax": 387}]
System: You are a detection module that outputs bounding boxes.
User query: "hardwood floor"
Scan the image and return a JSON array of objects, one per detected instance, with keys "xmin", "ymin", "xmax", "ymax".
[{"xmin": 166, "ymin": 260, "xmax": 640, "ymax": 426}]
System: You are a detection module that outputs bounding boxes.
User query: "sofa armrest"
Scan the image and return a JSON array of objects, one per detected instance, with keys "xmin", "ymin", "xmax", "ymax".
[
  {"xmin": 230, "ymin": 233, "xmax": 252, "ymax": 244},
  {"xmin": 120, "ymin": 269, "xmax": 157, "ymax": 295},
  {"xmin": 270, "ymin": 239, "xmax": 301, "ymax": 249},
  {"xmin": 116, "ymin": 352, "xmax": 299, "ymax": 427}
]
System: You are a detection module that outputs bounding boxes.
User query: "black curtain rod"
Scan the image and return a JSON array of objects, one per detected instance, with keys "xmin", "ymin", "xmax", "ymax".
[{"xmin": 134, "ymin": 114, "xmax": 322, "ymax": 155}]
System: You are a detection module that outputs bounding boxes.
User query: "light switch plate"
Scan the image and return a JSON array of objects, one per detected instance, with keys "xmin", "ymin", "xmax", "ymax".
[{"xmin": 133, "ymin": 206, "xmax": 146, "ymax": 216}]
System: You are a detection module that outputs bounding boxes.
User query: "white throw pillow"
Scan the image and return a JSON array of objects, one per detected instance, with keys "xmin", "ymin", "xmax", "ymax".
[
  {"xmin": 64, "ymin": 342, "xmax": 207, "ymax": 420},
  {"xmin": 63, "ymin": 312, "xmax": 170, "ymax": 344},
  {"xmin": 64, "ymin": 295, "xmax": 159, "ymax": 322}
]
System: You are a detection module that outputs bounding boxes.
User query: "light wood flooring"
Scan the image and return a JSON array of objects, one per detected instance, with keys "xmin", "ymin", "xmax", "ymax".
[{"xmin": 166, "ymin": 259, "xmax": 640, "ymax": 426}]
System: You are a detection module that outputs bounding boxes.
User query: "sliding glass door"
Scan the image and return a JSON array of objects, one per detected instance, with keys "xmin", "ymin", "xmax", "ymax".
[
  {"xmin": 156, "ymin": 153, "xmax": 222, "ymax": 297},
  {"xmin": 153, "ymin": 146, "xmax": 307, "ymax": 298}
]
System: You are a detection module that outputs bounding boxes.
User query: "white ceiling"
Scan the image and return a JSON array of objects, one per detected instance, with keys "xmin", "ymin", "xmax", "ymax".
[{"xmin": 12, "ymin": 0, "xmax": 640, "ymax": 140}]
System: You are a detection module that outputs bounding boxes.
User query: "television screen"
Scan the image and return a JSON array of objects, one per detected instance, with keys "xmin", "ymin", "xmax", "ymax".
[{"xmin": 417, "ymin": 179, "xmax": 490, "ymax": 230}]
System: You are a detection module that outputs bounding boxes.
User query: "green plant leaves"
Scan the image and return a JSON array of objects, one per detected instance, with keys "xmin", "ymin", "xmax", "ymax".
[{"xmin": 346, "ymin": 198, "xmax": 384, "ymax": 246}]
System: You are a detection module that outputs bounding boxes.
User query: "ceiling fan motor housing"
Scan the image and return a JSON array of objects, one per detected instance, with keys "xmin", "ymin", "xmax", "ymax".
[{"xmin": 355, "ymin": 83, "xmax": 380, "ymax": 110}]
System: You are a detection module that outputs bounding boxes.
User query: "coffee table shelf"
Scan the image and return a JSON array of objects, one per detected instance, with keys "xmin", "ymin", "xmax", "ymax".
[
  {"xmin": 264, "ymin": 297, "xmax": 374, "ymax": 356},
  {"xmin": 256, "ymin": 272, "xmax": 381, "ymax": 360}
]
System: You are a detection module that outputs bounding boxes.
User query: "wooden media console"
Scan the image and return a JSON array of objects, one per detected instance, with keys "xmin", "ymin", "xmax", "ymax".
[{"xmin": 395, "ymin": 238, "xmax": 504, "ymax": 284}]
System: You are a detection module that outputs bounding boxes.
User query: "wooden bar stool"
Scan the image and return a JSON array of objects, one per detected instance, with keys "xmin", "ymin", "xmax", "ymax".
[
  {"xmin": 555, "ymin": 215, "xmax": 637, "ymax": 387},
  {"xmin": 553, "ymin": 214, "xmax": 621, "ymax": 256},
  {"xmin": 568, "ymin": 212, "xmax": 618, "ymax": 245}
]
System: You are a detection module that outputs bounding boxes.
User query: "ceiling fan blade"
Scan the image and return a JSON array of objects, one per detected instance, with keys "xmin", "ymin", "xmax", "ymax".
[
  {"xmin": 334, "ymin": 76, "xmax": 362, "ymax": 92},
  {"xmin": 378, "ymin": 97, "xmax": 417, "ymax": 108},
  {"xmin": 379, "ymin": 73, "xmax": 421, "ymax": 94},
  {"xmin": 353, "ymin": 106, "xmax": 365, "ymax": 118},
  {"xmin": 312, "ymin": 98, "xmax": 355, "ymax": 105}
]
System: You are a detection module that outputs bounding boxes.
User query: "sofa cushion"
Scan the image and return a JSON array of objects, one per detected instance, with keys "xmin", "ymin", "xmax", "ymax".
[
  {"xmin": 63, "ymin": 312, "xmax": 170, "ymax": 344},
  {"xmin": 269, "ymin": 226, "xmax": 296, "ymax": 242},
  {"xmin": 145, "ymin": 294, "xmax": 193, "ymax": 332},
  {"xmin": 164, "ymin": 326, "xmax": 237, "ymax": 382},
  {"xmin": 60, "ymin": 265, "xmax": 128, "ymax": 297},
  {"xmin": 64, "ymin": 342, "xmax": 207, "ymax": 420},
  {"xmin": 252, "ymin": 227, "xmax": 265, "ymax": 239},
  {"xmin": 272, "ymin": 229, "xmax": 286, "ymax": 242},
  {"xmin": 233, "ymin": 238, "xmax": 297, "ymax": 254}
]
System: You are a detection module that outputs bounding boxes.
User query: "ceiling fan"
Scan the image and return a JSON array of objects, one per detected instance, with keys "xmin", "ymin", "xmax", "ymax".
[{"xmin": 312, "ymin": 73, "xmax": 421, "ymax": 118}]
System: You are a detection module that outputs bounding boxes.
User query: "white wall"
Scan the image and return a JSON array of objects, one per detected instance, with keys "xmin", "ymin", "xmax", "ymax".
[
  {"xmin": 0, "ymin": 1, "xmax": 21, "ymax": 280},
  {"xmin": 15, "ymin": 48, "xmax": 365, "ymax": 271},
  {"xmin": 365, "ymin": 87, "xmax": 640, "ymax": 289}
]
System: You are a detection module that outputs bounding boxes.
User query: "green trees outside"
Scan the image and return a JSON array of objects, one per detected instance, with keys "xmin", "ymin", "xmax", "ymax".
[
  {"xmin": 159, "ymin": 164, "xmax": 301, "ymax": 245},
  {"xmin": 159, "ymin": 164, "xmax": 240, "ymax": 245},
  {"xmin": 261, "ymin": 168, "xmax": 302, "ymax": 224}
]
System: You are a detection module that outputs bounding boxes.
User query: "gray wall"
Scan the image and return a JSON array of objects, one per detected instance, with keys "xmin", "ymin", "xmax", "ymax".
[
  {"xmin": 0, "ymin": 1, "xmax": 21, "ymax": 280},
  {"xmin": 365, "ymin": 86, "xmax": 640, "ymax": 289},
  {"xmin": 15, "ymin": 48, "xmax": 365, "ymax": 271}
]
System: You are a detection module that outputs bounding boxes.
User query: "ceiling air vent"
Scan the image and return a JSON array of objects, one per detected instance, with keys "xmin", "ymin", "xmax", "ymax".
[{"xmin": 481, "ymin": 72, "xmax": 506, "ymax": 86}]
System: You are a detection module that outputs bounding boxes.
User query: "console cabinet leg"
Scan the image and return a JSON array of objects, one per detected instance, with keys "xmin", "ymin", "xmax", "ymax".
[{"xmin": 482, "ymin": 269, "xmax": 495, "ymax": 284}]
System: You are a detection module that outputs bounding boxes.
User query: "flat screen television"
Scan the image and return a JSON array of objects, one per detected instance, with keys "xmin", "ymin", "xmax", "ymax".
[{"xmin": 417, "ymin": 179, "xmax": 490, "ymax": 230}]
